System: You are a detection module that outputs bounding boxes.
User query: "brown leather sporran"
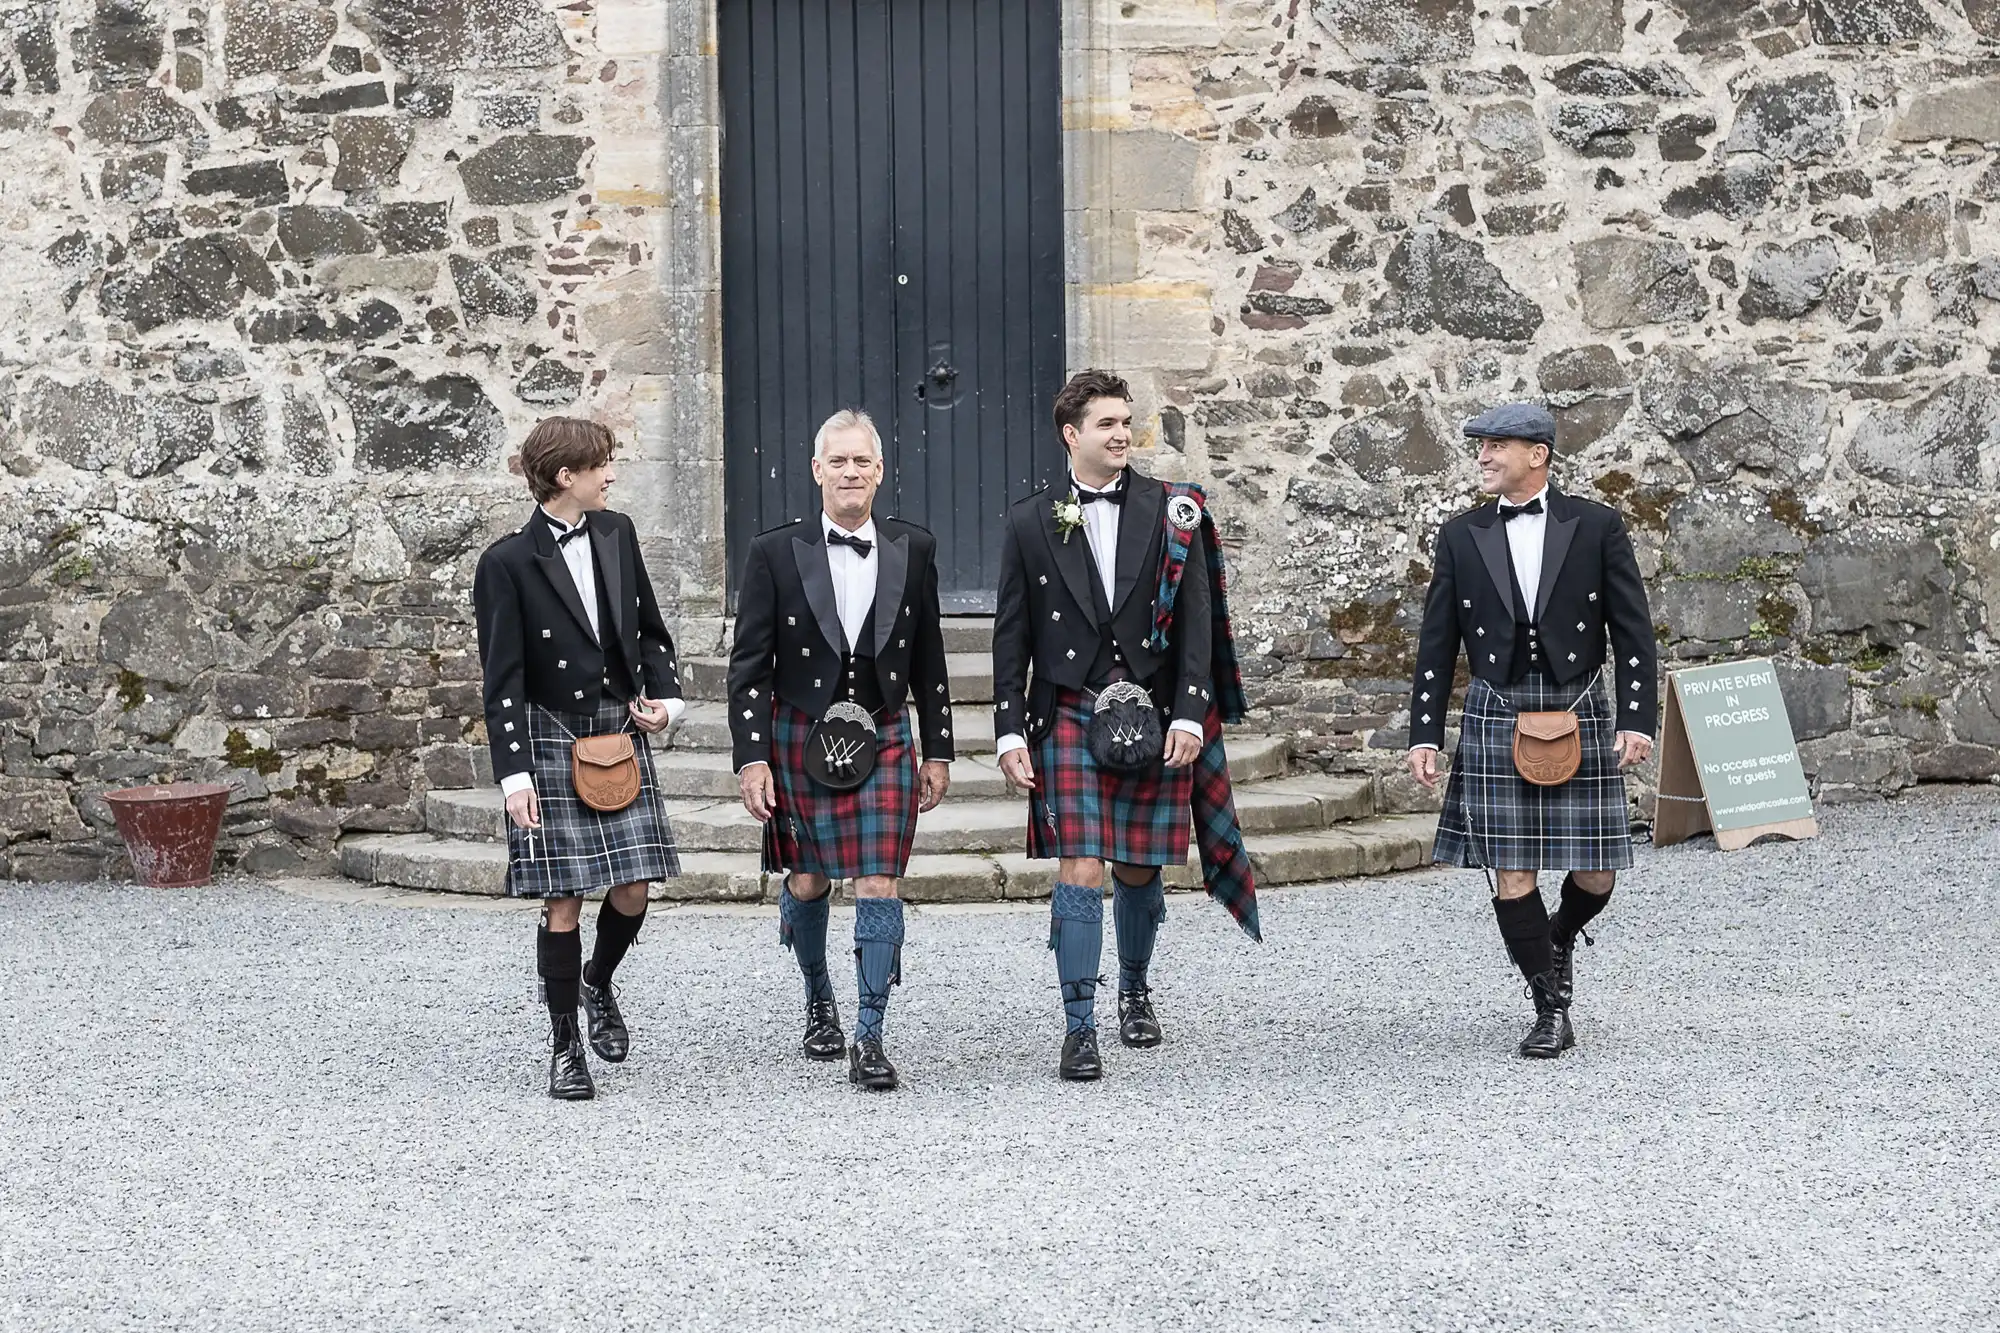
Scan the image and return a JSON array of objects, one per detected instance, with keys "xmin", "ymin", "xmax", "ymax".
[
  {"xmin": 571, "ymin": 733, "xmax": 641, "ymax": 812},
  {"xmin": 1512, "ymin": 711, "xmax": 1582, "ymax": 787}
]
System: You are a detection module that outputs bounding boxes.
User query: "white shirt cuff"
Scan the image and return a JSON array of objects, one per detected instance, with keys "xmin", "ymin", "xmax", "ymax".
[
  {"xmin": 1168, "ymin": 719, "xmax": 1205, "ymax": 742},
  {"xmin": 664, "ymin": 696, "xmax": 686, "ymax": 726},
  {"xmin": 1409, "ymin": 743, "xmax": 1441, "ymax": 753},
  {"xmin": 499, "ymin": 772, "xmax": 535, "ymax": 798},
  {"xmin": 995, "ymin": 733, "xmax": 1028, "ymax": 758},
  {"xmin": 1615, "ymin": 730, "xmax": 1650, "ymax": 743},
  {"xmin": 735, "ymin": 759, "xmax": 770, "ymax": 777}
]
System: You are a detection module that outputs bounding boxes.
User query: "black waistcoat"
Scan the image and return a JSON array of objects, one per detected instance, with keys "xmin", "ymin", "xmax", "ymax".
[
  {"xmin": 595, "ymin": 571, "xmax": 636, "ymax": 702},
  {"xmin": 1080, "ymin": 550, "xmax": 1137, "ymax": 687},
  {"xmin": 1504, "ymin": 548, "xmax": 1544, "ymax": 682},
  {"xmin": 836, "ymin": 600, "xmax": 886, "ymax": 712}
]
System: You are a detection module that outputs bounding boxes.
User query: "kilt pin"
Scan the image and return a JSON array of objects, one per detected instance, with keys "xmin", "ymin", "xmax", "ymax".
[
  {"xmin": 504, "ymin": 700, "xmax": 682, "ymax": 900},
  {"xmin": 764, "ymin": 699, "xmax": 919, "ymax": 882}
]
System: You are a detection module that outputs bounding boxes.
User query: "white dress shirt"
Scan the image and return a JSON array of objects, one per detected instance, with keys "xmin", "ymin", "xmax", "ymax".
[
  {"xmin": 996, "ymin": 470, "xmax": 1205, "ymax": 760},
  {"xmin": 824, "ymin": 514, "xmax": 880, "ymax": 653},
  {"xmin": 1410, "ymin": 485, "xmax": 1643, "ymax": 753},
  {"xmin": 544, "ymin": 507, "xmax": 600, "ymax": 641},
  {"xmin": 499, "ymin": 507, "xmax": 682, "ymax": 799},
  {"xmin": 1502, "ymin": 484, "xmax": 1549, "ymax": 622},
  {"xmin": 1074, "ymin": 472, "xmax": 1121, "ymax": 602}
]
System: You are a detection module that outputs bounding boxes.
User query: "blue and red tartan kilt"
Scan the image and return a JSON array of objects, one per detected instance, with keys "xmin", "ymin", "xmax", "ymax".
[
  {"xmin": 764, "ymin": 700, "xmax": 919, "ymax": 879},
  {"xmin": 1027, "ymin": 687, "xmax": 1192, "ymax": 868}
]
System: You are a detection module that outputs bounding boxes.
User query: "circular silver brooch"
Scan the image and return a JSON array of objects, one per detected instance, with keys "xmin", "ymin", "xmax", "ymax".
[{"xmin": 1167, "ymin": 495, "xmax": 1202, "ymax": 532}]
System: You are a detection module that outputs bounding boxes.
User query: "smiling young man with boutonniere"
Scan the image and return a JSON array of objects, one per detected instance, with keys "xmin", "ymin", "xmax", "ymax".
[
  {"xmin": 1406, "ymin": 403, "xmax": 1657, "ymax": 1061},
  {"xmin": 993, "ymin": 370, "xmax": 1260, "ymax": 1083},
  {"xmin": 472, "ymin": 417, "xmax": 686, "ymax": 1100},
  {"xmin": 727, "ymin": 409, "xmax": 953, "ymax": 1092}
]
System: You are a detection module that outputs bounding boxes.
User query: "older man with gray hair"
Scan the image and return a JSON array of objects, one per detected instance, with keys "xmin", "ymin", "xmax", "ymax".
[{"xmin": 726, "ymin": 409, "xmax": 954, "ymax": 1091}]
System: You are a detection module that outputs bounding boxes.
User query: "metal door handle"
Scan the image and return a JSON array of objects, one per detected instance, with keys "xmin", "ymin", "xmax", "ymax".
[{"xmin": 929, "ymin": 361, "xmax": 956, "ymax": 386}]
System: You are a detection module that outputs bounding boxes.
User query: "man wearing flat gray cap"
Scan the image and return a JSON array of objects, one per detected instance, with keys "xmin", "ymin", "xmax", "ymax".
[{"xmin": 1405, "ymin": 402, "xmax": 1657, "ymax": 1060}]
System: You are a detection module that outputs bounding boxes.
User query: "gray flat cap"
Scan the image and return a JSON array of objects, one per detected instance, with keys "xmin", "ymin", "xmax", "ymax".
[{"xmin": 1464, "ymin": 402, "xmax": 1557, "ymax": 447}]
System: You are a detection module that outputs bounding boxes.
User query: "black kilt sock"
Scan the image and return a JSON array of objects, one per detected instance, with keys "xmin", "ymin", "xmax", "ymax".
[
  {"xmin": 538, "ymin": 924, "xmax": 582, "ymax": 1041},
  {"xmin": 1492, "ymin": 891, "xmax": 1554, "ymax": 983},
  {"xmin": 586, "ymin": 897, "xmax": 646, "ymax": 988},
  {"xmin": 1552, "ymin": 873, "xmax": 1611, "ymax": 940}
]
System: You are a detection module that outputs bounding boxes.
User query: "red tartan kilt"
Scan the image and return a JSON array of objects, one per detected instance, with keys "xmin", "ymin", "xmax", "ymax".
[
  {"xmin": 765, "ymin": 700, "xmax": 919, "ymax": 879},
  {"xmin": 1027, "ymin": 687, "xmax": 1193, "ymax": 867}
]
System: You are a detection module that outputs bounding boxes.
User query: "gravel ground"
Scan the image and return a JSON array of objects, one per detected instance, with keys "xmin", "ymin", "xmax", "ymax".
[{"xmin": 4, "ymin": 786, "xmax": 1998, "ymax": 1333}]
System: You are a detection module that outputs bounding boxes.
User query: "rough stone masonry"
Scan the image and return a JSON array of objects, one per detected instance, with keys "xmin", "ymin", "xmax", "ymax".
[{"xmin": 2, "ymin": 0, "xmax": 1998, "ymax": 879}]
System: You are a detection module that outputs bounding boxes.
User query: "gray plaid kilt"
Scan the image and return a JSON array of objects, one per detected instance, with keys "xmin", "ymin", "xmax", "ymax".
[
  {"xmin": 504, "ymin": 700, "xmax": 681, "ymax": 899},
  {"xmin": 1432, "ymin": 670, "xmax": 1634, "ymax": 872}
]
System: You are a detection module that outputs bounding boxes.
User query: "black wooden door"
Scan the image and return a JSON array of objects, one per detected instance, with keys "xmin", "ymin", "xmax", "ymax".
[{"xmin": 718, "ymin": 0, "xmax": 1065, "ymax": 611}]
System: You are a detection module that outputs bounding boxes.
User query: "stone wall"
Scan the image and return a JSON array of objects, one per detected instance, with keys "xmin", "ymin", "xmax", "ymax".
[
  {"xmin": 1083, "ymin": 0, "xmax": 2000, "ymax": 815},
  {"xmin": 6, "ymin": 0, "xmax": 2000, "ymax": 879},
  {"xmin": 0, "ymin": 0, "xmax": 708, "ymax": 878}
]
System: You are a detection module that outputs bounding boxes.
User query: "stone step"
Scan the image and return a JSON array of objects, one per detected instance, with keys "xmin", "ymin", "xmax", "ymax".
[
  {"xmin": 336, "ymin": 814, "xmax": 1435, "ymax": 902},
  {"xmin": 939, "ymin": 618, "xmax": 994, "ymax": 655},
  {"xmin": 426, "ymin": 770, "xmax": 1364, "ymax": 851},
  {"xmin": 428, "ymin": 732, "xmax": 1296, "ymax": 836},
  {"xmin": 680, "ymin": 652, "xmax": 993, "ymax": 703}
]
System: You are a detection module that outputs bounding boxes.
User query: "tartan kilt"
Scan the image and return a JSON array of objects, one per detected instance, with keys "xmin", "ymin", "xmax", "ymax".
[
  {"xmin": 1027, "ymin": 687, "xmax": 1192, "ymax": 868},
  {"xmin": 504, "ymin": 701, "xmax": 681, "ymax": 899},
  {"xmin": 1432, "ymin": 670, "xmax": 1634, "ymax": 872},
  {"xmin": 764, "ymin": 701, "xmax": 919, "ymax": 880}
]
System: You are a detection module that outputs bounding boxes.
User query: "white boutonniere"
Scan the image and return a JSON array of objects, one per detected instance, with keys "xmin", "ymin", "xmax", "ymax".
[{"xmin": 1052, "ymin": 490, "xmax": 1086, "ymax": 543}]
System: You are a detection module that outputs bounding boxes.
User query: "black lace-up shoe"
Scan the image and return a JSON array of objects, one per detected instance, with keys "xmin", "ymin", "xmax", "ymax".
[
  {"xmin": 847, "ymin": 1038, "xmax": 899, "ymax": 1091},
  {"xmin": 579, "ymin": 978, "xmax": 629, "ymax": 1063},
  {"xmin": 1518, "ymin": 973, "xmax": 1575, "ymax": 1060},
  {"xmin": 1059, "ymin": 1027, "xmax": 1104, "ymax": 1081},
  {"xmin": 803, "ymin": 996, "xmax": 845, "ymax": 1062},
  {"xmin": 1117, "ymin": 988, "xmax": 1163, "ymax": 1049},
  {"xmin": 548, "ymin": 1015, "xmax": 597, "ymax": 1099}
]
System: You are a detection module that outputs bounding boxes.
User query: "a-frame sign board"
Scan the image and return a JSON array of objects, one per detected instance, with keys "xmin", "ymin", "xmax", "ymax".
[{"xmin": 1654, "ymin": 657, "xmax": 1819, "ymax": 851}]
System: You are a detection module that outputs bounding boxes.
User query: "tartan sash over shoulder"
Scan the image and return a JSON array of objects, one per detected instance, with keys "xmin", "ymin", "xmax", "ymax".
[{"xmin": 1150, "ymin": 482, "xmax": 1260, "ymax": 943}]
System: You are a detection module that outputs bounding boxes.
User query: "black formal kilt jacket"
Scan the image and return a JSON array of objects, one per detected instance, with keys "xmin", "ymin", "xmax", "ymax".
[{"xmin": 1409, "ymin": 487, "xmax": 1658, "ymax": 870}]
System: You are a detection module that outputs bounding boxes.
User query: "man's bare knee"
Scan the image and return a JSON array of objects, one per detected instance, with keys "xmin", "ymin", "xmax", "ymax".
[
  {"xmin": 1492, "ymin": 870, "xmax": 1541, "ymax": 901},
  {"xmin": 787, "ymin": 872, "xmax": 831, "ymax": 901},
  {"xmin": 607, "ymin": 881, "xmax": 649, "ymax": 914},
  {"xmin": 852, "ymin": 875, "xmax": 898, "ymax": 899},
  {"xmin": 542, "ymin": 896, "xmax": 584, "ymax": 931},
  {"xmin": 1111, "ymin": 862, "xmax": 1159, "ymax": 886},
  {"xmin": 1057, "ymin": 857, "xmax": 1104, "ymax": 889},
  {"xmin": 1571, "ymin": 870, "xmax": 1615, "ymax": 895}
]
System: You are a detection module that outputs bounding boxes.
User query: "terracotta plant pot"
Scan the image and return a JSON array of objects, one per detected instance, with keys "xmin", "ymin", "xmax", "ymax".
[{"xmin": 103, "ymin": 782, "xmax": 231, "ymax": 888}]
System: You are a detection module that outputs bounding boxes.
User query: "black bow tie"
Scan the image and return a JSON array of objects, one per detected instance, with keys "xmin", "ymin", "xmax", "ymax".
[
  {"xmin": 1499, "ymin": 498, "xmax": 1544, "ymax": 521},
  {"xmin": 549, "ymin": 517, "xmax": 589, "ymax": 546},
  {"xmin": 827, "ymin": 530, "xmax": 873, "ymax": 558},
  {"xmin": 1076, "ymin": 482, "xmax": 1126, "ymax": 506}
]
